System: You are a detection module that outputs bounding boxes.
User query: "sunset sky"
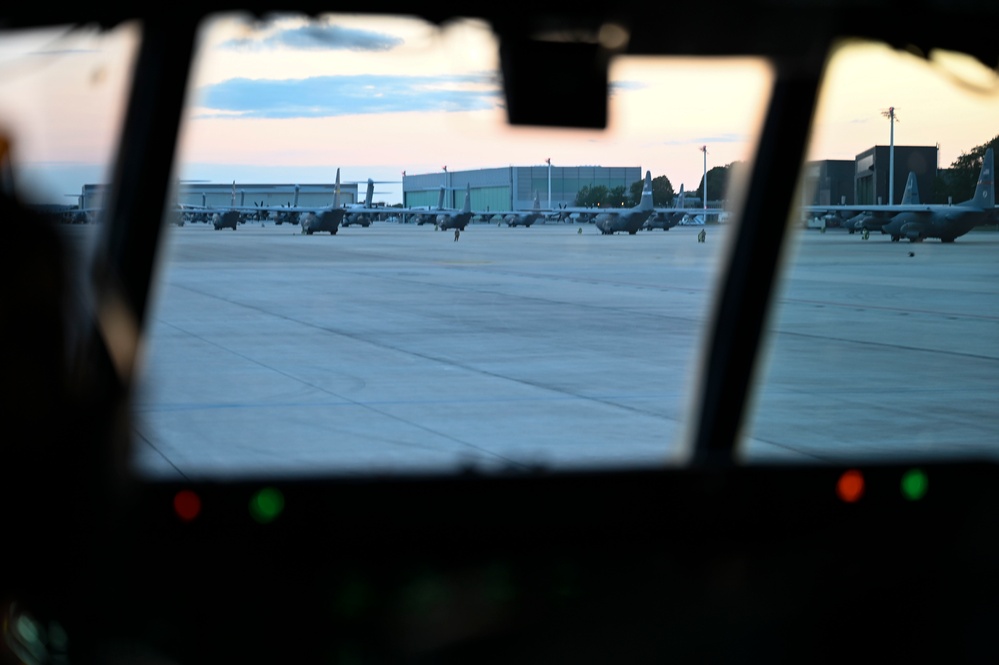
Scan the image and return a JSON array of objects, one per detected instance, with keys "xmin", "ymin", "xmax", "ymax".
[{"xmin": 2, "ymin": 13, "xmax": 997, "ymax": 205}]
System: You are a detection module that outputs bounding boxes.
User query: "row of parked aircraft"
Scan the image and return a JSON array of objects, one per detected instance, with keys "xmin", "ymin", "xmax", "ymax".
[
  {"xmin": 185, "ymin": 169, "xmax": 471, "ymax": 233},
  {"xmin": 179, "ymin": 149, "xmax": 996, "ymax": 240},
  {"xmin": 188, "ymin": 169, "xmax": 726, "ymax": 235},
  {"xmin": 805, "ymin": 148, "xmax": 995, "ymax": 242}
]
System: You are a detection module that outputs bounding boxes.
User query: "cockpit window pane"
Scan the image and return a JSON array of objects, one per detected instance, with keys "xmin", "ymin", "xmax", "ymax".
[
  {"xmin": 742, "ymin": 40, "xmax": 999, "ymax": 463},
  {"xmin": 134, "ymin": 13, "xmax": 771, "ymax": 479},
  {"xmin": 0, "ymin": 22, "xmax": 139, "ymax": 244}
]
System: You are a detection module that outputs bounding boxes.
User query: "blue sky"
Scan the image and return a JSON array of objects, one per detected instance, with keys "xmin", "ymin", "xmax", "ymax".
[{"xmin": 196, "ymin": 73, "xmax": 501, "ymax": 119}]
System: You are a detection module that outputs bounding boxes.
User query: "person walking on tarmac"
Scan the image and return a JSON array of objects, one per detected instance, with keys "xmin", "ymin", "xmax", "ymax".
[{"xmin": 454, "ymin": 228, "xmax": 460, "ymax": 242}]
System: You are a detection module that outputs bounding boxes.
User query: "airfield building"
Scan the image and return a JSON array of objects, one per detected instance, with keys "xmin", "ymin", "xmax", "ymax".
[
  {"xmin": 402, "ymin": 165, "xmax": 643, "ymax": 213},
  {"xmin": 79, "ymin": 182, "xmax": 360, "ymax": 212},
  {"xmin": 853, "ymin": 145, "xmax": 937, "ymax": 205},
  {"xmin": 803, "ymin": 160, "xmax": 855, "ymax": 206},
  {"xmin": 804, "ymin": 145, "xmax": 938, "ymax": 207}
]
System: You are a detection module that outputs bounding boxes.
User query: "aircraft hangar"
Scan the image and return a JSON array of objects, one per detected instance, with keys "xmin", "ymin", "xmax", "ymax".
[
  {"xmin": 853, "ymin": 145, "xmax": 937, "ymax": 205},
  {"xmin": 402, "ymin": 165, "xmax": 642, "ymax": 212},
  {"xmin": 80, "ymin": 167, "xmax": 641, "ymax": 215},
  {"xmin": 79, "ymin": 181, "xmax": 360, "ymax": 212},
  {"xmin": 804, "ymin": 145, "xmax": 938, "ymax": 207}
]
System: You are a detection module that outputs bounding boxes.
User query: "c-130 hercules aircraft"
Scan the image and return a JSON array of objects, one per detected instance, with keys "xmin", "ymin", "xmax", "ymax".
[
  {"xmin": 554, "ymin": 170, "xmax": 655, "ymax": 234},
  {"xmin": 228, "ymin": 168, "xmax": 388, "ymax": 234},
  {"xmin": 804, "ymin": 148, "xmax": 995, "ymax": 242}
]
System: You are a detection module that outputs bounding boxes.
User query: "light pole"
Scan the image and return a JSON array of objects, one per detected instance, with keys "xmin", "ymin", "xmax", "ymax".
[
  {"xmin": 881, "ymin": 107, "xmax": 898, "ymax": 204},
  {"xmin": 700, "ymin": 145, "xmax": 708, "ymax": 213},
  {"xmin": 546, "ymin": 158, "xmax": 551, "ymax": 209}
]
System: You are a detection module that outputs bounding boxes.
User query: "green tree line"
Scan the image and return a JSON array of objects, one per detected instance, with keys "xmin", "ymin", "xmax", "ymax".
[
  {"xmin": 935, "ymin": 134, "xmax": 999, "ymax": 203},
  {"xmin": 575, "ymin": 167, "xmax": 735, "ymax": 208}
]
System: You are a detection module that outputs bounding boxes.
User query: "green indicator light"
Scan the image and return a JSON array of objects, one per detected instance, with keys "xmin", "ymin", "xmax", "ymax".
[
  {"xmin": 901, "ymin": 469, "xmax": 928, "ymax": 501},
  {"xmin": 249, "ymin": 487, "xmax": 285, "ymax": 523}
]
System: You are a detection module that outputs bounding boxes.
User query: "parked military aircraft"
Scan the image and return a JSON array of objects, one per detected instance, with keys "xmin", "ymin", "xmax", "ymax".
[
  {"xmin": 341, "ymin": 179, "xmax": 377, "ymax": 227},
  {"xmin": 643, "ymin": 184, "xmax": 683, "ymax": 231},
  {"xmin": 435, "ymin": 184, "xmax": 473, "ymax": 231},
  {"xmin": 671, "ymin": 185, "xmax": 728, "ymax": 226},
  {"xmin": 403, "ymin": 187, "xmax": 447, "ymax": 225},
  {"xmin": 642, "ymin": 183, "xmax": 722, "ymax": 230},
  {"xmin": 396, "ymin": 184, "xmax": 471, "ymax": 228},
  {"xmin": 214, "ymin": 184, "xmax": 239, "ymax": 229},
  {"xmin": 235, "ymin": 186, "xmax": 301, "ymax": 225},
  {"xmin": 806, "ymin": 170, "xmax": 921, "ymax": 232},
  {"xmin": 181, "ymin": 181, "xmax": 240, "ymax": 230},
  {"xmin": 804, "ymin": 149, "xmax": 995, "ymax": 241},
  {"xmin": 227, "ymin": 169, "xmax": 349, "ymax": 234},
  {"xmin": 259, "ymin": 187, "xmax": 301, "ymax": 225},
  {"xmin": 555, "ymin": 170, "xmax": 655, "ymax": 234},
  {"xmin": 291, "ymin": 169, "xmax": 344, "ymax": 235},
  {"xmin": 882, "ymin": 149, "xmax": 994, "ymax": 242},
  {"xmin": 483, "ymin": 193, "xmax": 545, "ymax": 227}
]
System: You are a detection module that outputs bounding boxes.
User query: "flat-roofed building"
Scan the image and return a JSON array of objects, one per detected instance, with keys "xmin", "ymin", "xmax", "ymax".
[
  {"xmin": 853, "ymin": 145, "xmax": 937, "ymax": 205},
  {"xmin": 79, "ymin": 181, "xmax": 359, "ymax": 214},
  {"xmin": 403, "ymin": 165, "xmax": 643, "ymax": 213}
]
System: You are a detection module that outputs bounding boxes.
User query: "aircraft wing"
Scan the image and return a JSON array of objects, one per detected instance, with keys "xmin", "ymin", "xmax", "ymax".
[
  {"xmin": 548, "ymin": 205, "xmax": 607, "ymax": 220},
  {"xmin": 804, "ymin": 174, "xmax": 929, "ymax": 215},
  {"xmin": 804, "ymin": 204, "xmax": 936, "ymax": 214},
  {"xmin": 655, "ymin": 206, "xmax": 726, "ymax": 215},
  {"xmin": 223, "ymin": 203, "xmax": 332, "ymax": 214},
  {"xmin": 648, "ymin": 206, "xmax": 726, "ymax": 228},
  {"xmin": 473, "ymin": 208, "xmax": 554, "ymax": 217},
  {"xmin": 342, "ymin": 206, "xmax": 388, "ymax": 214}
]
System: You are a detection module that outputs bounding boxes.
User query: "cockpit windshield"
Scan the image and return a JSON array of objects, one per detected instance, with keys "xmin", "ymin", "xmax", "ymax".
[
  {"xmin": 5, "ymin": 13, "xmax": 996, "ymax": 481},
  {"xmin": 743, "ymin": 40, "xmax": 999, "ymax": 463},
  {"xmin": 132, "ymin": 13, "xmax": 770, "ymax": 479}
]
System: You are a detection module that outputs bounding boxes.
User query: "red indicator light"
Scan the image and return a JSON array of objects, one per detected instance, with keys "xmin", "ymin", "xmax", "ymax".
[
  {"xmin": 837, "ymin": 470, "xmax": 865, "ymax": 503},
  {"xmin": 174, "ymin": 490, "xmax": 202, "ymax": 522}
]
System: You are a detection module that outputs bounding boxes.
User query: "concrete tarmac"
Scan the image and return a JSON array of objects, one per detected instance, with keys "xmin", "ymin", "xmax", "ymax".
[{"xmin": 85, "ymin": 220, "xmax": 999, "ymax": 479}]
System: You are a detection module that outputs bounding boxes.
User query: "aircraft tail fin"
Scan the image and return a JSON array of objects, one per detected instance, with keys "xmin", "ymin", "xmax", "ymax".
[
  {"xmin": 676, "ymin": 184, "xmax": 685, "ymax": 208},
  {"xmin": 231, "ymin": 181, "xmax": 236, "ymax": 206},
  {"xmin": 639, "ymin": 170, "xmax": 653, "ymax": 210},
  {"xmin": 900, "ymin": 171, "xmax": 920, "ymax": 205},
  {"xmin": 962, "ymin": 148, "xmax": 994, "ymax": 210},
  {"xmin": 293, "ymin": 185, "xmax": 300, "ymax": 208},
  {"xmin": 437, "ymin": 186, "xmax": 446, "ymax": 210},
  {"xmin": 364, "ymin": 179, "xmax": 374, "ymax": 208},
  {"xmin": 332, "ymin": 168, "xmax": 341, "ymax": 208},
  {"xmin": 462, "ymin": 183, "xmax": 471, "ymax": 213}
]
